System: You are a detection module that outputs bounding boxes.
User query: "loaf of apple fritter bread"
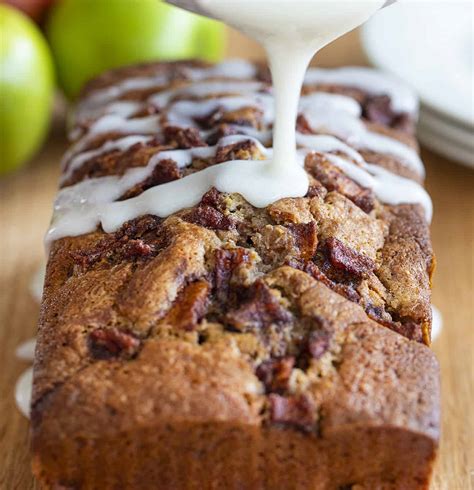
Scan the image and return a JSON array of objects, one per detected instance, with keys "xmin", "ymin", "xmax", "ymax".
[{"xmin": 31, "ymin": 60, "xmax": 439, "ymax": 489}]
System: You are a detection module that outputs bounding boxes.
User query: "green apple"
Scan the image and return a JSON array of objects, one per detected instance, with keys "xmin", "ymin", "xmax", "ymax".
[
  {"xmin": 46, "ymin": 0, "xmax": 226, "ymax": 99},
  {"xmin": 0, "ymin": 4, "xmax": 54, "ymax": 175}
]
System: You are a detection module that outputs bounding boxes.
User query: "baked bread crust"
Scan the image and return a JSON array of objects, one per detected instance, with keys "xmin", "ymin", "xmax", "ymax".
[{"xmin": 31, "ymin": 60, "xmax": 440, "ymax": 489}]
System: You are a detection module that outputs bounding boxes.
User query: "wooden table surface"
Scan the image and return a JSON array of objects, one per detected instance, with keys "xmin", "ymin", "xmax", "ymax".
[{"xmin": 1, "ymin": 29, "xmax": 472, "ymax": 490}]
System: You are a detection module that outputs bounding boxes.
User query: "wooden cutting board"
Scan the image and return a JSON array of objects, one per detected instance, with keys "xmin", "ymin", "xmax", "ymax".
[{"xmin": 0, "ymin": 29, "xmax": 472, "ymax": 489}]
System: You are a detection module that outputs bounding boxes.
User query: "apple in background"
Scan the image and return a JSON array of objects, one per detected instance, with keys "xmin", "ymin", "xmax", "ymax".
[
  {"xmin": 0, "ymin": 4, "xmax": 54, "ymax": 175},
  {"xmin": 2, "ymin": 0, "xmax": 54, "ymax": 22},
  {"xmin": 46, "ymin": 0, "xmax": 226, "ymax": 99}
]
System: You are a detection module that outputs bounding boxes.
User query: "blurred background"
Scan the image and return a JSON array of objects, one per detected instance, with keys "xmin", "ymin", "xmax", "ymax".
[{"xmin": 0, "ymin": 0, "xmax": 472, "ymax": 488}]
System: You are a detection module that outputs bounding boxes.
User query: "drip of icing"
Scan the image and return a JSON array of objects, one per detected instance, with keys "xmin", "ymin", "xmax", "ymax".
[
  {"xmin": 185, "ymin": 59, "xmax": 258, "ymax": 80},
  {"xmin": 295, "ymin": 133, "xmax": 364, "ymax": 163},
  {"xmin": 225, "ymin": 125, "xmax": 273, "ymax": 144},
  {"xmin": 13, "ymin": 267, "xmax": 43, "ymax": 418},
  {"xmin": 63, "ymin": 114, "xmax": 162, "ymax": 166},
  {"xmin": 150, "ymin": 80, "xmax": 266, "ymax": 109},
  {"xmin": 183, "ymin": 0, "xmax": 398, "ymax": 203},
  {"xmin": 77, "ymin": 60, "xmax": 259, "ymax": 119},
  {"xmin": 325, "ymin": 154, "xmax": 432, "ymax": 221},
  {"xmin": 15, "ymin": 338, "xmax": 37, "ymax": 361},
  {"xmin": 150, "ymin": 145, "xmax": 218, "ymax": 168},
  {"xmin": 13, "ymin": 270, "xmax": 42, "ymax": 419},
  {"xmin": 98, "ymin": 154, "xmax": 309, "ymax": 233},
  {"xmin": 61, "ymin": 135, "xmax": 152, "ymax": 183},
  {"xmin": 48, "ymin": 136, "xmax": 264, "ymax": 242},
  {"xmin": 29, "ymin": 263, "xmax": 46, "ymax": 303},
  {"xmin": 76, "ymin": 0, "xmax": 387, "ymax": 188},
  {"xmin": 304, "ymin": 66, "xmax": 418, "ymax": 115},
  {"xmin": 196, "ymin": 1, "xmax": 386, "ymax": 185},
  {"xmin": 76, "ymin": 100, "xmax": 143, "ymax": 125},
  {"xmin": 81, "ymin": 74, "xmax": 169, "ymax": 108},
  {"xmin": 364, "ymin": 163, "xmax": 431, "ymax": 219},
  {"xmin": 13, "ymin": 267, "xmax": 44, "ymax": 418},
  {"xmin": 15, "ymin": 367, "xmax": 33, "ymax": 418},
  {"xmin": 300, "ymin": 92, "xmax": 424, "ymax": 175},
  {"xmin": 166, "ymin": 95, "xmax": 271, "ymax": 127},
  {"xmin": 86, "ymin": 114, "xmax": 161, "ymax": 137},
  {"xmin": 431, "ymin": 305, "xmax": 443, "ymax": 342}
]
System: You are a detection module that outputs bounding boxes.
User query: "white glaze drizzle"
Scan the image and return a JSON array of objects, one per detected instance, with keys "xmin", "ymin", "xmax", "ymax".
[
  {"xmin": 50, "ymin": 0, "xmax": 431, "ymax": 247},
  {"xmin": 75, "ymin": 100, "xmax": 143, "ymax": 125},
  {"xmin": 431, "ymin": 305, "xmax": 443, "ymax": 341},
  {"xmin": 295, "ymin": 133, "xmax": 364, "ymax": 163},
  {"xmin": 80, "ymin": 74, "xmax": 169, "ymax": 108},
  {"xmin": 51, "ymin": 74, "xmax": 431, "ymax": 243},
  {"xmin": 86, "ymin": 113, "xmax": 161, "ymax": 137},
  {"xmin": 15, "ymin": 367, "xmax": 32, "ymax": 418},
  {"xmin": 304, "ymin": 66, "xmax": 418, "ymax": 115},
  {"xmin": 77, "ymin": 62, "xmax": 418, "ymax": 124},
  {"xmin": 185, "ymin": 59, "xmax": 258, "ymax": 80},
  {"xmin": 52, "ymin": 88, "xmax": 431, "ymax": 244},
  {"xmin": 48, "ymin": 135, "xmax": 267, "ymax": 242},
  {"xmin": 76, "ymin": 59, "xmax": 260, "ymax": 122},
  {"xmin": 62, "ymin": 114, "xmax": 162, "ymax": 166},
  {"xmin": 71, "ymin": 89, "xmax": 423, "ymax": 178},
  {"xmin": 325, "ymin": 154, "xmax": 432, "ymax": 221},
  {"xmin": 29, "ymin": 263, "xmax": 46, "ymax": 303},
  {"xmin": 98, "ymin": 156, "xmax": 305, "ymax": 233},
  {"xmin": 78, "ymin": 58, "xmax": 418, "ymax": 117},
  {"xmin": 149, "ymin": 80, "xmax": 266, "ymax": 109},
  {"xmin": 47, "ymin": 131, "xmax": 431, "ymax": 245},
  {"xmin": 300, "ymin": 92, "xmax": 424, "ymax": 176},
  {"xmin": 61, "ymin": 135, "xmax": 152, "ymax": 183},
  {"xmin": 15, "ymin": 338, "xmax": 37, "ymax": 362},
  {"xmin": 165, "ymin": 95, "xmax": 271, "ymax": 127}
]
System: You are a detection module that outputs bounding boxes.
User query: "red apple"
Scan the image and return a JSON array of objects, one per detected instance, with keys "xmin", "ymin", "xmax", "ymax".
[{"xmin": 2, "ymin": 0, "xmax": 54, "ymax": 22}]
